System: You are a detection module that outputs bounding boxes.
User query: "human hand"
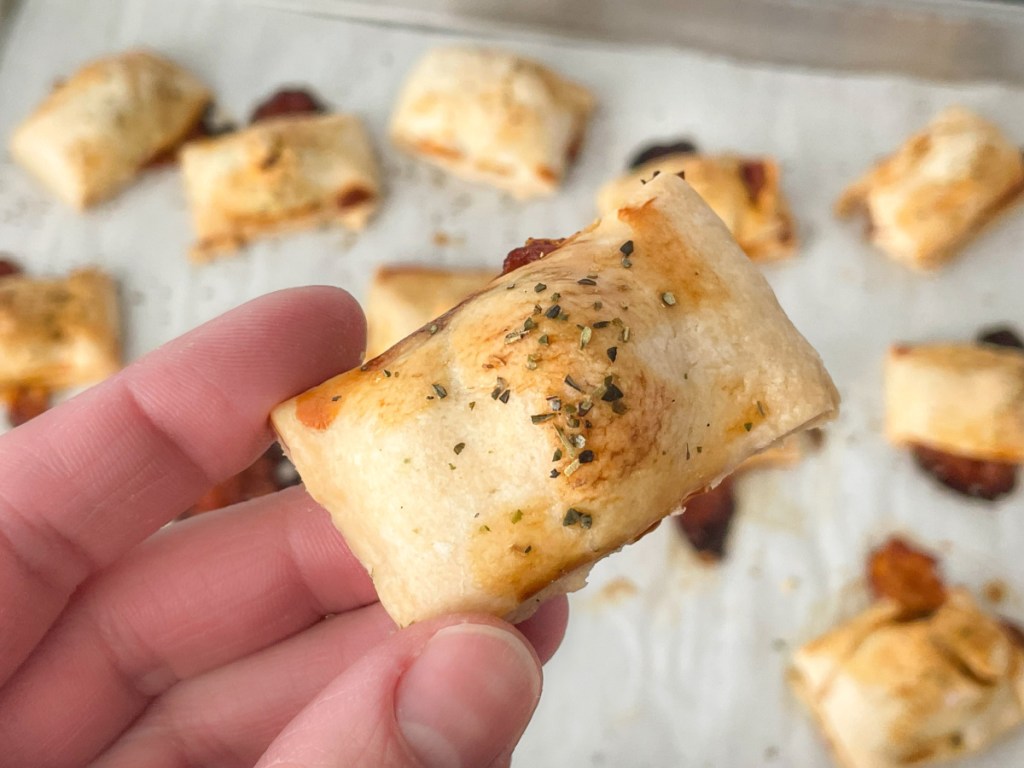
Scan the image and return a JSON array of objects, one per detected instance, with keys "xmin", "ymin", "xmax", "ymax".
[{"xmin": 0, "ymin": 287, "xmax": 568, "ymax": 768}]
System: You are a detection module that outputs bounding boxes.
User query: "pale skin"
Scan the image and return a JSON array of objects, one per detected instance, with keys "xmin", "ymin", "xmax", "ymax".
[{"xmin": 0, "ymin": 287, "xmax": 568, "ymax": 768}]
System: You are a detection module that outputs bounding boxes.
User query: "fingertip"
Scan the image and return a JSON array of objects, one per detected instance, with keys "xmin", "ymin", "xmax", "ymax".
[{"xmin": 515, "ymin": 596, "xmax": 570, "ymax": 665}]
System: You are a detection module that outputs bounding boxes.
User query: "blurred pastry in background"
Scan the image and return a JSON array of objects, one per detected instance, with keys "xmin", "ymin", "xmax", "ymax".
[
  {"xmin": 9, "ymin": 50, "xmax": 211, "ymax": 208},
  {"xmin": 599, "ymin": 141, "xmax": 797, "ymax": 262},
  {"xmin": 836, "ymin": 106, "xmax": 1024, "ymax": 270},
  {"xmin": 0, "ymin": 264, "xmax": 120, "ymax": 391},
  {"xmin": 674, "ymin": 430, "xmax": 820, "ymax": 561},
  {"xmin": 181, "ymin": 443, "xmax": 300, "ymax": 519},
  {"xmin": 390, "ymin": 46, "xmax": 594, "ymax": 199},
  {"xmin": 365, "ymin": 264, "xmax": 495, "ymax": 358},
  {"xmin": 885, "ymin": 330, "xmax": 1023, "ymax": 500},
  {"xmin": 181, "ymin": 112, "xmax": 380, "ymax": 261},
  {"xmin": 791, "ymin": 536, "xmax": 1024, "ymax": 768},
  {"xmin": 249, "ymin": 87, "xmax": 327, "ymax": 124}
]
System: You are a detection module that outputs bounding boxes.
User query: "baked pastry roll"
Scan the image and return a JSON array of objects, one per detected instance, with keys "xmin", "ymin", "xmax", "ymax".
[
  {"xmin": 792, "ymin": 537, "xmax": 1024, "ymax": 768},
  {"xmin": 181, "ymin": 113, "xmax": 380, "ymax": 261},
  {"xmin": 9, "ymin": 50, "xmax": 211, "ymax": 209},
  {"xmin": 389, "ymin": 46, "xmax": 594, "ymax": 199},
  {"xmin": 0, "ymin": 268, "xmax": 120, "ymax": 389},
  {"xmin": 886, "ymin": 343, "xmax": 1024, "ymax": 464},
  {"xmin": 598, "ymin": 153, "xmax": 797, "ymax": 262},
  {"xmin": 272, "ymin": 173, "xmax": 838, "ymax": 627},
  {"xmin": 836, "ymin": 106, "xmax": 1024, "ymax": 270},
  {"xmin": 366, "ymin": 265, "xmax": 495, "ymax": 358}
]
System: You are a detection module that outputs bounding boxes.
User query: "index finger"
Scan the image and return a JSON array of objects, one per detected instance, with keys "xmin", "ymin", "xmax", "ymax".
[{"xmin": 0, "ymin": 286, "xmax": 365, "ymax": 686}]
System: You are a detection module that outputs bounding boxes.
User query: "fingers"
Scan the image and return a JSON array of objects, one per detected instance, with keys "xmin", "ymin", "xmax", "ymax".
[
  {"xmin": 0, "ymin": 487, "xmax": 376, "ymax": 767},
  {"xmin": 254, "ymin": 616, "xmax": 542, "ymax": 768},
  {"xmin": 0, "ymin": 286, "xmax": 364, "ymax": 686}
]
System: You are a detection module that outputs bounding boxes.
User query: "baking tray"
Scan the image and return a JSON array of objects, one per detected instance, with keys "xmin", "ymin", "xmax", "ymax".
[{"xmin": 1, "ymin": 1, "xmax": 1023, "ymax": 766}]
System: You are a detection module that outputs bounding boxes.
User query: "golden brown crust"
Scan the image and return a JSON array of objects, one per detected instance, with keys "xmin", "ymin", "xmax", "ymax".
[
  {"xmin": 365, "ymin": 265, "xmax": 495, "ymax": 359},
  {"xmin": 181, "ymin": 114, "xmax": 380, "ymax": 261},
  {"xmin": 389, "ymin": 46, "xmax": 595, "ymax": 199},
  {"xmin": 836, "ymin": 106, "xmax": 1024, "ymax": 270},
  {"xmin": 598, "ymin": 153, "xmax": 797, "ymax": 262},
  {"xmin": 0, "ymin": 268, "xmax": 121, "ymax": 389},
  {"xmin": 272, "ymin": 173, "xmax": 838, "ymax": 627},
  {"xmin": 885, "ymin": 343, "xmax": 1024, "ymax": 464},
  {"xmin": 9, "ymin": 50, "xmax": 211, "ymax": 208},
  {"xmin": 791, "ymin": 590, "xmax": 1024, "ymax": 768}
]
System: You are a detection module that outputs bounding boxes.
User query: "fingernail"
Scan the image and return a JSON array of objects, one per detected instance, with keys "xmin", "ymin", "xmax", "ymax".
[{"xmin": 396, "ymin": 623, "xmax": 541, "ymax": 768}]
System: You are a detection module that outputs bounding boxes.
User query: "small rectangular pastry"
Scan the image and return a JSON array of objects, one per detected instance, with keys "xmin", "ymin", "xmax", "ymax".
[
  {"xmin": 886, "ymin": 343, "xmax": 1024, "ymax": 464},
  {"xmin": 366, "ymin": 265, "xmax": 496, "ymax": 358},
  {"xmin": 598, "ymin": 150, "xmax": 797, "ymax": 262},
  {"xmin": 9, "ymin": 50, "xmax": 211, "ymax": 208},
  {"xmin": 0, "ymin": 268, "xmax": 121, "ymax": 390},
  {"xmin": 272, "ymin": 173, "xmax": 838, "ymax": 627},
  {"xmin": 390, "ymin": 46, "xmax": 595, "ymax": 199},
  {"xmin": 181, "ymin": 113, "xmax": 380, "ymax": 260},
  {"xmin": 791, "ymin": 538, "xmax": 1024, "ymax": 768},
  {"xmin": 836, "ymin": 106, "xmax": 1024, "ymax": 270}
]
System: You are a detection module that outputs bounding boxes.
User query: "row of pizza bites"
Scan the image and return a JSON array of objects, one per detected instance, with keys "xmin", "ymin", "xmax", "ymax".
[{"xmin": 9, "ymin": 48, "xmax": 1024, "ymax": 268}]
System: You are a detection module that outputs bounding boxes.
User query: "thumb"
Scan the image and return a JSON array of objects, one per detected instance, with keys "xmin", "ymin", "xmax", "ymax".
[{"xmin": 254, "ymin": 615, "xmax": 543, "ymax": 768}]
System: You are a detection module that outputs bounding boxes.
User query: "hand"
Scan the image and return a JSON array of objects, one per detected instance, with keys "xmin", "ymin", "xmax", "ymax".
[{"xmin": 0, "ymin": 287, "xmax": 568, "ymax": 768}]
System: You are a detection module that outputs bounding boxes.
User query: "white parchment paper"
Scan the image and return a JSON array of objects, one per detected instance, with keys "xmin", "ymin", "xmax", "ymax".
[{"xmin": 1, "ymin": 1, "xmax": 1023, "ymax": 765}]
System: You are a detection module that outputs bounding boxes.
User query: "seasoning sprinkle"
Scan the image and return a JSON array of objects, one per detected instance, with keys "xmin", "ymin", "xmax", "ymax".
[
  {"xmin": 744, "ymin": 422, "xmax": 753, "ymax": 432},
  {"xmin": 524, "ymin": 545, "xmax": 533, "ymax": 553},
  {"xmin": 578, "ymin": 450, "xmax": 595, "ymax": 464},
  {"xmin": 534, "ymin": 283, "xmax": 547, "ymax": 292},
  {"xmin": 499, "ymin": 389, "xmax": 511, "ymax": 404},
  {"xmin": 428, "ymin": 323, "xmax": 439, "ymax": 334},
  {"xmin": 526, "ymin": 355, "xmax": 539, "ymax": 370},
  {"xmin": 620, "ymin": 326, "xmax": 631, "ymax": 343},
  {"xmin": 612, "ymin": 401, "xmax": 628, "ymax": 414},
  {"xmin": 506, "ymin": 283, "xmax": 516, "ymax": 290},
  {"xmin": 469, "ymin": 401, "xmax": 476, "ymax": 410},
  {"xmin": 553, "ymin": 448, "xmax": 563, "ymax": 461},
  {"xmin": 579, "ymin": 326, "xmax": 592, "ymax": 350},
  {"xmin": 384, "ymin": 369, "xmax": 392, "ymax": 377},
  {"xmin": 545, "ymin": 304, "xmax": 562, "ymax": 319},
  {"xmin": 661, "ymin": 291, "xmax": 677, "ymax": 307},
  {"xmin": 505, "ymin": 330, "xmax": 525, "ymax": 344},
  {"xmin": 533, "ymin": 304, "xmax": 543, "ymax": 315},
  {"xmin": 454, "ymin": 442, "xmax": 465, "ymax": 455},
  {"xmin": 620, "ymin": 240, "xmax": 634, "ymax": 256},
  {"xmin": 531, "ymin": 413, "xmax": 556, "ymax": 424},
  {"xmin": 686, "ymin": 443, "xmax": 691, "ymax": 460},
  {"xmin": 563, "ymin": 458, "xmax": 581, "ymax": 477},
  {"xmin": 593, "ymin": 301, "xmax": 603, "ymax": 310},
  {"xmin": 567, "ymin": 416, "xmax": 581, "ymax": 429},
  {"xmin": 547, "ymin": 396, "xmax": 562, "ymax": 411},
  {"xmin": 607, "ymin": 346, "xmax": 618, "ymax": 362},
  {"xmin": 490, "ymin": 377, "xmax": 508, "ymax": 399},
  {"xmin": 550, "ymin": 469, "xmax": 559, "ymax": 478},
  {"xmin": 551, "ymin": 292, "xmax": 562, "ymax": 301},
  {"xmin": 523, "ymin": 317, "xmax": 537, "ymax": 331},
  {"xmin": 602, "ymin": 382, "xmax": 624, "ymax": 402},
  {"xmin": 480, "ymin": 524, "xmax": 491, "ymax": 532},
  {"xmin": 577, "ymin": 277, "xmax": 597, "ymax": 286},
  {"xmin": 593, "ymin": 320, "xmax": 611, "ymax": 329},
  {"xmin": 756, "ymin": 400, "xmax": 766, "ymax": 417},
  {"xmin": 578, "ymin": 399, "xmax": 593, "ymax": 417},
  {"xmin": 696, "ymin": 446, "xmax": 703, "ymax": 453},
  {"xmin": 572, "ymin": 434, "xmax": 587, "ymax": 449},
  {"xmin": 563, "ymin": 507, "xmax": 593, "ymax": 528},
  {"xmin": 432, "ymin": 383, "xmax": 448, "ymax": 399},
  {"xmin": 621, "ymin": 256, "xmax": 632, "ymax": 268},
  {"xmin": 538, "ymin": 334, "xmax": 550, "ymax": 345},
  {"xmin": 557, "ymin": 312, "xmax": 569, "ymax": 321},
  {"xmin": 555, "ymin": 425, "xmax": 577, "ymax": 458},
  {"xmin": 564, "ymin": 375, "xmax": 584, "ymax": 392},
  {"xmin": 511, "ymin": 509, "xmax": 523, "ymax": 524},
  {"xmin": 331, "ymin": 395, "xmax": 341, "ymax": 402},
  {"xmin": 449, "ymin": 463, "xmax": 457, "ymax": 470}
]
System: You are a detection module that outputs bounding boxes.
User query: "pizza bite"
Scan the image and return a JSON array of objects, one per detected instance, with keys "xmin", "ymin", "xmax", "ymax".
[
  {"xmin": 791, "ymin": 537, "xmax": 1024, "ymax": 768},
  {"xmin": 599, "ymin": 146, "xmax": 797, "ymax": 262},
  {"xmin": 181, "ymin": 113, "xmax": 380, "ymax": 260},
  {"xmin": 272, "ymin": 173, "xmax": 838, "ymax": 627},
  {"xmin": 836, "ymin": 106, "xmax": 1024, "ymax": 270},
  {"xmin": 366, "ymin": 265, "xmax": 495, "ymax": 358},
  {"xmin": 390, "ymin": 46, "xmax": 594, "ymax": 199},
  {"xmin": 885, "ymin": 338, "xmax": 1023, "ymax": 500},
  {"xmin": 0, "ymin": 268, "xmax": 120, "ymax": 390},
  {"xmin": 10, "ymin": 50, "xmax": 211, "ymax": 208}
]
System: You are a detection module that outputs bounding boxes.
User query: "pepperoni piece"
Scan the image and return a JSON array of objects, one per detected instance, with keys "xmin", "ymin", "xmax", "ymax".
[
  {"xmin": 739, "ymin": 161, "xmax": 767, "ymax": 202},
  {"xmin": 337, "ymin": 187, "xmax": 373, "ymax": 209},
  {"xmin": 501, "ymin": 238, "xmax": 565, "ymax": 276},
  {"xmin": 0, "ymin": 257, "xmax": 22, "ymax": 278},
  {"xmin": 6, "ymin": 386, "xmax": 51, "ymax": 427},
  {"xmin": 912, "ymin": 444, "xmax": 1018, "ymax": 501},
  {"xmin": 250, "ymin": 88, "xmax": 326, "ymax": 124},
  {"xmin": 867, "ymin": 536, "xmax": 946, "ymax": 618},
  {"xmin": 182, "ymin": 444, "xmax": 299, "ymax": 518},
  {"xmin": 977, "ymin": 326, "xmax": 1024, "ymax": 350},
  {"xmin": 628, "ymin": 139, "xmax": 698, "ymax": 170},
  {"xmin": 674, "ymin": 476, "xmax": 736, "ymax": 562}
]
